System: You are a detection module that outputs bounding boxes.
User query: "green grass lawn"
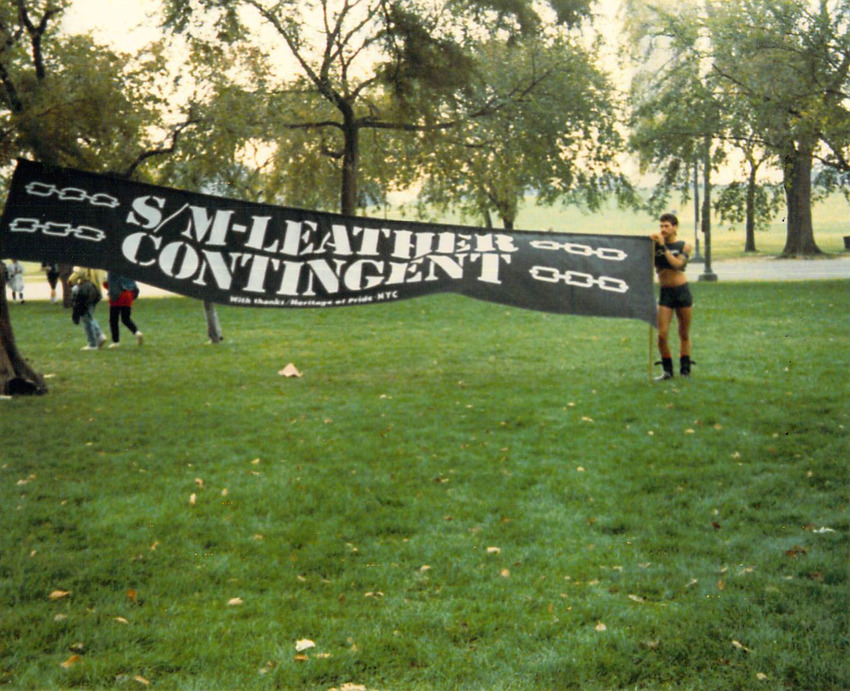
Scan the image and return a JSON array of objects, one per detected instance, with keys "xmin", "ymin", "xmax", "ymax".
[{"xmin": 1, "ymin": 281, "xmax": 848, "ymax": 690}]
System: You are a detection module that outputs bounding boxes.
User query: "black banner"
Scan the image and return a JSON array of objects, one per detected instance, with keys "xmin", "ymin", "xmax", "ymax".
[{"xmin": 0, "ymin": 159, "xmax": 656, "ymax": 325}]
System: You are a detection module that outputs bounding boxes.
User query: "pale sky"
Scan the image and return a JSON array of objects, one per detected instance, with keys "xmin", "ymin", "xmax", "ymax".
[
  {"xmin": 61, "ymin": 0, "xmax": 161, "ymax": 49},
  {"xmin": 62, "ymin": 0, "xmax": 626, "ymax": 54}
]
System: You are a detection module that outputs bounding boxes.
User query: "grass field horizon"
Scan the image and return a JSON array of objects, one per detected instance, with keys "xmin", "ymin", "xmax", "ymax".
[
  {"xmin": 1, "ymin": 280, "xmax": 847, "ymax": 689},
  {"xmin": 387, "ymin": 191, "xmax": 849, "ymax": 259}
]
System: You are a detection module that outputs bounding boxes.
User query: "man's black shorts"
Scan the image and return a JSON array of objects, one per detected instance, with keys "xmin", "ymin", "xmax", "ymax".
[{"xmin": 659, "ymin": 283, "xmax": 693, "ymax": 309}]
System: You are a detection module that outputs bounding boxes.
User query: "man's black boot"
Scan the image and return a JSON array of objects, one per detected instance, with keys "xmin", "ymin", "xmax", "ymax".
[{"xmin": 655, "ymin": 358, "xmax": 674, "ymax": 381}]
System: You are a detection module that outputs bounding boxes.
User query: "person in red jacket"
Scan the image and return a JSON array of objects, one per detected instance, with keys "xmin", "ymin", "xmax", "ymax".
[{"xmin": 104, "ymin": 272, "xmax": 144, "ymax": 348}]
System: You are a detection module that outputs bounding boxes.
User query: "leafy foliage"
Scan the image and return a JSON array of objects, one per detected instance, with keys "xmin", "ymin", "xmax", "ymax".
[
  {"xmin": 0, "ymin": 1, "xmax": 178, "ymax": 180},
  {"xmin": 158, "ymin": 0, "xmax": 620, "ymax": 218},
  {"xmin": 415, "ymin": 36, "xmax": 631, "ymax": 228},
  {"xmin": 626, "ymin": 0, "xmax": 850, "ymax": 255}
]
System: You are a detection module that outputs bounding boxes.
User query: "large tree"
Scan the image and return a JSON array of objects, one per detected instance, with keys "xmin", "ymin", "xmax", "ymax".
[
  {"xmin": 162, "ymin": 0, "xmax": 593, "ymax": 216},
  {"xmin": 414, "ymin": 35, "xmax": 630, "ymax": 229},
  {"xmin": 707, "ymin": 0, "xmax": 850, "ymax": 256},
  {"xmin": 0, "ymin": 0, "xmax": 185, "ymax": 393},
  {"xmin": 628, "ymin": 0, "xmax": 850, "ymax": 257},
  {"xmin": 626, "ymin": 0, "xmax": 725, "ymax": 276}
]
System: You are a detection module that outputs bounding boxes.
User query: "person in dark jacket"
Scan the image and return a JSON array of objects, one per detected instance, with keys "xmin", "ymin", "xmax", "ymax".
[
  {"xmin": 69, "ymin": 267, "xmax": 107, "ymax": 350},
  {"xmin": 104, "ymin": 272, "xmax": 144, "ymax": 347}
]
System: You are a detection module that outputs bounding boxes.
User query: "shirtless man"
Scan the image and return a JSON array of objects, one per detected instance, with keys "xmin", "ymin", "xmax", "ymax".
[{"xmin": 650, "ymin": 213, "xmax": 693, "ymax": 380}]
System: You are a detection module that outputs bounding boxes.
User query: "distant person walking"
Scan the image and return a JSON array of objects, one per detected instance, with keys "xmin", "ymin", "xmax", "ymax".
[
  {"xmin": 104, "ymin": 272, "xmax": 143, "ymax": 347},
  {"xmin": 41, "ymin": 262, "xmax": 60, "ymax": 303},
  {"xmin": 6, "ymin": 259, "xmax": 25, "ymax": 303},
  {"xmin": 69, "ymin": 267, "xmax": 107, "ymax": 351},
  {"xmin": 650, "ymin": 213, "xmax": 694, "ymax": 380}
]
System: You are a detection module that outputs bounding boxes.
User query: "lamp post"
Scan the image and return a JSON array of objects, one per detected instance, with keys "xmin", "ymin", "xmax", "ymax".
[
  {"xmin": 691, "ymin": 161, "xmax": 703, "ymax": 263},
  {"xmin": 697, "ymin": 147, "xmax": 717, "ymax": 282}
]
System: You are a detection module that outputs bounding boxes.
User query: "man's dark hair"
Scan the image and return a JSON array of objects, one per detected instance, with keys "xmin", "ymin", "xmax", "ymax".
[{"xmin": 659, "ymin": 212, "xmax": 679, "ymax": 226}]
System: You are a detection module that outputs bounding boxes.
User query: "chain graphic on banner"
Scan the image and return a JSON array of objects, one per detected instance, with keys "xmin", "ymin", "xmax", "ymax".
[
  {"xmin": 25, "ymin": 181, "xmax": 120, "ymax": 209},
  {"xmin": 530, "ymin": 240, "xmax": 627, "ymax": 262},
  {"xmin": 529, "ymin": 266, "xmax": 629, "ymax": 293},
  {"xmin": 8, "ymin": 217, "xmax": 106, "ymax": 243}
]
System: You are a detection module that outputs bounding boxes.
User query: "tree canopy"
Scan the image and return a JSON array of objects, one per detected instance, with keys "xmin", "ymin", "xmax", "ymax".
[{"xmin": 626, "ymin": 0, "xmax": 850, "ymax": 256}]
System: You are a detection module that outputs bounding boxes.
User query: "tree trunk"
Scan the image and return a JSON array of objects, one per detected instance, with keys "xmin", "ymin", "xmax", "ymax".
[
  {"xmin": 698, "ymin": 137, "xmax": 717, "ymax": 281},
  {"xmin": 340, "ymin": 111, "xmax": 359, "ymax": 216},
  {"xmin": 744, "ymin": 165, "xmax": 757, "ymax": 253},
  {"xmin": 482, "ymin": 207, "xmax": 494, "ymax": 229},
  {"xmin": 0, "ymin": 272, "xmax": 47, "ymax": 396},
  {"xmin": 782, "ymin": 141, "xmax": 821, "ymax": 257}
]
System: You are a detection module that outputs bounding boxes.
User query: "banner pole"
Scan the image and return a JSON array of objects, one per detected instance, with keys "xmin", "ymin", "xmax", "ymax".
[
  {"xmin": 649, "ymin": 324, "xmax": 654, "ymax": 381},
  {"xmin": 649, "ymin": 240, "xmax": 655, "ymax": 382}
]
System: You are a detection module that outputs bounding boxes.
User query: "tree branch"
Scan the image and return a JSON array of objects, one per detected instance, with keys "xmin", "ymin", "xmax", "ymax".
[
  {"xmin": 16, "ymin": 0, "xmax": 61, "ymax": 81},
  {"xmin": 120, "ymin": 115, "xmax": 202, "ymax": 178}
]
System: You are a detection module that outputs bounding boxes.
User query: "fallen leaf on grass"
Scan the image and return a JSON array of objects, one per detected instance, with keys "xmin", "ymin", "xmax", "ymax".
[
  {"xmin": 500, "ymin": 569, "xmax": 511, "ymax": 578},
  {"xmin": 293, "ymin": 654, "xmax": 309, "ymax": 662},
  {"xmin": 330, "ymin": 685, "xmax": 368, "ymax": 691},
  {"xmin": 279, "ymin": 363, "xmax": 302, "ymax": 377},
  {"xmin": 133, "ymin": 675, "xmax": 150, "ymax": 685},
  {"xmin": 258, "ymin": 660, "xmax": 276, "ymax": 675},
  {"xmin": 189, "ymin": 493, "xmax": 196, "ymax": 506},
  {"xmin": 60, "ymin": 655, "xmax": 82, "ymax": 669},
  {"xmin": 227, "ymin": 597, "xmax": 244, "ymax": 606},
  {"xmin": 813, "ymin": 527, "xmax": 836, "ymax": 534},
  {"xmin": 785, "ymin": 545, "xmax": 808, "ymax": 558},
  {"xmin": 732, "ymin": 640, "xmax": 753, "ymax": 653},
  {"xmin": 127, "ymin": 589, "xmax": 138, "ymax": 603},
  {"xmin": 295, "ymin": 639, "xmax": 315, "ymax": 652},
  {"xmin": 486, "ymin": 546, "xmax": 502, "ymax": 554},
  {"xmin": 628, "ymin": 594, "xmax": 645, "ymax": 603},
  {"xmin": 595, "ymin": 622, "xmax": 607, "ymax": 632},
  {"xmin": 17, "ymin": 474, "xmax": 36, "ymax": 485},
  {"xmin": 756, "ymin": 673, "xmax": 769, "ymax": 681},
  {"xmin": 114, "ymin": 617, "xmax": 129, "ymax": 624},
  {"xmin": 49, "ymin": 590, "xmax": 71, "ymax": 601}
]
